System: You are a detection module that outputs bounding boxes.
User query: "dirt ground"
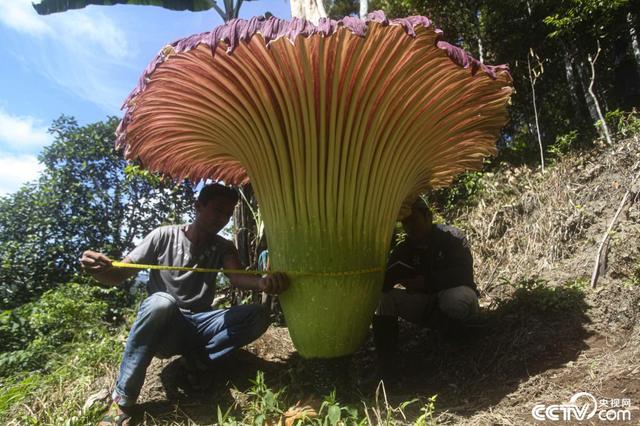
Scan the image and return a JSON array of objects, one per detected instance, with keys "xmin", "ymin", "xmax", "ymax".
[
  {"xmin": 109, "ymin": 137, "xmax": 640, "ymax": 425},
  {"xmin": 132, "ymin": 285, "xmax": 639, "ymax": 424}
]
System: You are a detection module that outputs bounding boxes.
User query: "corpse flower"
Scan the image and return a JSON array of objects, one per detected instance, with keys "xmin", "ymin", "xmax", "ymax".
[{"xmin": 116, "ymin": 11, "xmax": 512, "ymax": 358}]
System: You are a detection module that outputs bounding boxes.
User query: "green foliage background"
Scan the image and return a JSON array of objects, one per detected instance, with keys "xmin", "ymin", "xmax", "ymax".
[
  {"xmin": 0, "ymin": 117, "xmax": 194, "ymax": 422},
  {"xmin": 0, "ymin": 116, "xmax": 195, "ymax": 309},
  {"xmin": 0, "ymin": 283, "xmax": 127, "ymax": 377}
]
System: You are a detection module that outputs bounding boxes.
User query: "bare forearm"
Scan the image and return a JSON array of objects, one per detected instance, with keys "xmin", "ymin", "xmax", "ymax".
[
  {"xmin": 227, "ymin": 273, "xmax": 262, "ymax": 291},
  {"xmin": 384, "ymin": 275, "xmax": 426, "ymax": 293},
  {"xmin": 80, "ymin": 251, "xmax": 137, "ymax": 287},
  {"xmin": 90, "ymin": 268, "xmax": 137, "ymax": 287},
  {"xmin": 223, "ymin": 254, "xmax": 289, "ymax": 295}
]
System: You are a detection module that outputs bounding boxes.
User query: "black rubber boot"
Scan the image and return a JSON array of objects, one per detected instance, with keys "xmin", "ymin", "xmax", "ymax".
[
  {"xmin": 372, "ymin": 315, "xmax": 399, "ymax": 363},
  {"xmin": 362, "ymin": 315, "xmax": 399, "ymax": 388}
]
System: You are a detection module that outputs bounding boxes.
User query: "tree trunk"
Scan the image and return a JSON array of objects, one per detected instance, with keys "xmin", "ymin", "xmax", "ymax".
[
  {"xmin": 231, "ymin": 184, "xmax": 260, "ymax": 305},
  {"xmin": 628, "ymin": 12, "xmax": 640, "ymax": 75},
  {"xmin": 233, "ymin": 184, "xmax": 257, "ymax": 268},
  {"xmin": 290, "ymin": 0, "xmax": 327, "ymax": 24},
  {"xmin": 359, "ymin": 0, "xmax": 368, "ymax": 19},
  {"xmin": 562, "ymin": 48, "xmax": 582, "ymax": 114},
  {"xmin": 577, "ymin": 60, "xmax": 602, "ymax": 127},
  {"xmin": 476, "ymin": 9, "xmax": 484, "ymax": 63}
]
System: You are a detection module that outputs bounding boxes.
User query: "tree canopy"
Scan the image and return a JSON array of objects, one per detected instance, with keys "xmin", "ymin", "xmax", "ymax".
[{"xmin": 0, "ymin": 116, "xmax": 194, "ymax": 309}]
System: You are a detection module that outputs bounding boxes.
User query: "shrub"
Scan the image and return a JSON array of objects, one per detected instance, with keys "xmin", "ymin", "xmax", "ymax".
[
  {"xmin": 605, "ymin": 108, "xmax": 640, "ymax": 139},
  {"xmin": 497, "ymin": 277, "xmax": 588, "ymax": 316},
  {"xmin": 428, "ymin": 171, "xmax": 484, "ymax": 213},
  {"xmin": 0, "ymin": 283, "xmax": 125, "ymax": 377},
  {"xmin": 0, "ymin": 330, "xmax": 125, "ymax": 423},
  {"xmin": 548, "ymin": 130, "xmax": 579, "ymax": 158}
]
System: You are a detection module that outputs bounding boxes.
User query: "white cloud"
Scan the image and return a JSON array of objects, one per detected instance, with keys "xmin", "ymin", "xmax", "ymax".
[
  {"xmin": 1, "ymin": 0, "xmax": 136, "ymax": 113},
  {"xmin": 60, "ymin": 12, "xmax": 131, "ymax": 61},
  {"xmin": 0, "ymin": 110, "xmax": 52, "ymax": 151},
  {"xmin": 1, "ymin": 0, "xmax": 130, "ymax": 58},
  {"xmin": 0, "ymin": 0, "xmax": 52, "ymax": 36},
  {"xmin": 0, "ymin": 153, "xmax": 44, "ymax": 195}
]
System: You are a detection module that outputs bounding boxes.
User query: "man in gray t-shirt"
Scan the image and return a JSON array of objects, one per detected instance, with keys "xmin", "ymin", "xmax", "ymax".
[
  {"xmin": 80, "ymin": 183, "xmax": 289, "ymax": 423},
  {"xmin": 128, "ymin": 225, "xmax": 237, "ymax": 313}
]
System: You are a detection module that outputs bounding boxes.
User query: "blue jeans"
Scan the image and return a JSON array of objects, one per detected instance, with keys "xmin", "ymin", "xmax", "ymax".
[{"xmin": 113, "ymin": 292, "xmax": 269, "ymax": 407}]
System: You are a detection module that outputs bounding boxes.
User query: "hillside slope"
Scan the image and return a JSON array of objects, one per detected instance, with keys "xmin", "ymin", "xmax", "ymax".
[
  {"xmin": 438, "ymin": 135, "xmax": 640, "ymax": 424},
  {"xmin": 462, "ymin": 135, "xmax": 640, "ymax": 294},
  {"xmin": 79, "ymin": 136, "xmax": 640, "ymax": 425}
]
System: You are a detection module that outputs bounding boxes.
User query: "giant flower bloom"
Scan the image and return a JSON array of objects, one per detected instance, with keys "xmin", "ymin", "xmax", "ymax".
[{"xmin": 117, "ymin": 11, "xmax": 512, "ymax": 358}]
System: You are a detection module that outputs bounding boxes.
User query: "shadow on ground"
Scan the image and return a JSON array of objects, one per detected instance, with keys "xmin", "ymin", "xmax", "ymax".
[
  {"xmin": 134, "ymin": 282, "xmax": 593, "ymax": 423},
  {"xmin": 136, "ymin": 350, "xmax": 286, "ymax": 424},
  {"xmin": 371, "ymin": 281, "xmax": 594, "ymax": 418}
]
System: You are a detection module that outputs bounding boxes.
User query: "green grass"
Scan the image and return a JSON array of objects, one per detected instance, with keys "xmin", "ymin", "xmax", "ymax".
[
  {"xmin": 0, "ymin": 282, "xmax": 134, "ymax": 424},
  {"xmin": 0, "ymin": 330, "xmax": 126, "ymax": 425},
  {"xmin": 214, "ymin": 372, "xmax": 437, "ymax": 425}
]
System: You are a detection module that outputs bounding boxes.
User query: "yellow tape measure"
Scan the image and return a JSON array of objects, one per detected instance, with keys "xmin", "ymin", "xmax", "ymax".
[{"xmin": 111, "ymin": 261, "xmax": 383, "ymax": 277}]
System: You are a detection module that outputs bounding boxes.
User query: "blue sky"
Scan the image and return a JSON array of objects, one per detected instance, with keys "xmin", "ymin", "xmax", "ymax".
[{"xmin": 0, "ymin": 0, "xmax": 292, "ymax": 195}]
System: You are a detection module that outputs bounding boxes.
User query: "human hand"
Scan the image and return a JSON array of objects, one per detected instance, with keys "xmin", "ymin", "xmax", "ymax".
[
  {"xmin": 259, "ymin": 272, "xmax": 289, "ymax": 295},
  {"xmin": 79, "ymin": 250, "xmax": 113, "ymax": 274}
]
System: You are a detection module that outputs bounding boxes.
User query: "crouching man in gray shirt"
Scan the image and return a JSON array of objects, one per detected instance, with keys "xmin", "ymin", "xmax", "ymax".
[{"xmin": 80, "ymin": 183, "xmax": 289, "ymax": 423}]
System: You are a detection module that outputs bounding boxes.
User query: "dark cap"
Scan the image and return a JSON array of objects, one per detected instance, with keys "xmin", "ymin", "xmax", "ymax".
[
  {"xmin": 411, "ymin": 197, "xmax": 431, "ymax": 216},
  {"xmin": 197, "ymin": 183, "xmax": 239, "ymax": 205}
]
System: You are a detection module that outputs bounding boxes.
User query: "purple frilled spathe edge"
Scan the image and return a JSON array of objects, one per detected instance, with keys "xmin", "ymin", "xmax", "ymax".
[{"xmin": 116, "ymin": 10, "xmax": 510, "ymax": 148}]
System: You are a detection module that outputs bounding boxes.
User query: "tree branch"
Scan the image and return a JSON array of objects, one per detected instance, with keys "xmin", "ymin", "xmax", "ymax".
[
  {"xmin": 591, "ymin": 163, "xmax": 640, "ymax": 288},
  {"xmin": 587, "ymin": 40, "xmax": 613, "ymax": 146}
]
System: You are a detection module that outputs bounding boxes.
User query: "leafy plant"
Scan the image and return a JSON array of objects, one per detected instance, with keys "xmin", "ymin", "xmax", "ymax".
[
  {"xmin": 431, "ymin": 171, "xmax": 485, "ymax": 213},
  {"xmin": 629, "ymin": 261, "xmax": 640, "ymax": 287},
  {"xmin": 0, "ymin": 282, "xmax": 132, "ymax": 423},
  {"xmin": 498, "ymin": 277, "xmax": 588, "ymax": 316},
  {"xmin": 0, "ymin": 283, "xmax": 124, "ymax": 377},
  {"xmin": 245, "ymin": 371, "xmax": 285, "ymax": 425},
  {"xmin": 605, "ymin": 109, "xmax": 640, "ymax": 139},
  {"xmin": 213, "ymin": 371, "xmax": 437, "ymax": 425},
  {"xmin": 544, "ymin": 0, "xmax": 630, "ymax": 40},
  {"xmin": 316, "ymin": 391, "xmax": 362, "ymax": 425},
  {"xmin": 415, "ymin": 395, "xmax": 438, "ymax": 426},
  {"xmin": 0, "ymin": 331, "xmax": 126, "ymax": 424},
  {"xmin": 548, "ymin": 130, "xmax": 579, "ymax": 158},
  {"xmin": 32, "ymin": 0, "xmax": 255, "ymax": 22}
]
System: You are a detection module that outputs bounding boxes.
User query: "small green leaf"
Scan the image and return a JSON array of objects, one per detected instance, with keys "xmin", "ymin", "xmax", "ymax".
[{"xmin": 327, "ymin": 405, "xmax": 341, "ymax": 425}]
